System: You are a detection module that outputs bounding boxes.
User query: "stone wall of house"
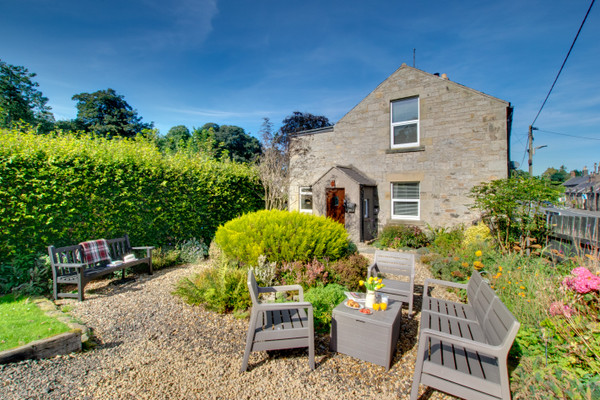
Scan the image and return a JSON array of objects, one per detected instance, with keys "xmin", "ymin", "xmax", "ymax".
[{"xmin": 289, "ymin": 65, "xmax": 510, "ymax": 235}]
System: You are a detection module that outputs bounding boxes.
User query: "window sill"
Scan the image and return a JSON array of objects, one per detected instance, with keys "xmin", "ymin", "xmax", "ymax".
[{"xmin": 386, "ymin": 146, "xmax": 425, "ymax": 154}]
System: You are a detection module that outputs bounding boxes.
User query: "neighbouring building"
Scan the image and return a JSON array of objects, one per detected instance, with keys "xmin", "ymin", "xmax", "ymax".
[
  {"xmin": 563, "ymin": 164, "xmax": 600, "ymax": 211},
  {"xmin": 288, "ymin": 64, "xmax": 513, "ymax": 242}
]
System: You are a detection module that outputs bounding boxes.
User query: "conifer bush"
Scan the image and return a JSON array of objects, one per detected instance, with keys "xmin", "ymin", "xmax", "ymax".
[{"xmin": 214, "ymin": 209, "xmax": 351, "ymax": 266}]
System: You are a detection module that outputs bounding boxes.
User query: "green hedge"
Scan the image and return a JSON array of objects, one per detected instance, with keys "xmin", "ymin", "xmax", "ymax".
[
  {"xmin": 214, "ymin": 209, "xmax": 351, "ymax": 265},
  {"xmin": 0, "ymin": 128, "xmax": 262, "ymax": 265}
]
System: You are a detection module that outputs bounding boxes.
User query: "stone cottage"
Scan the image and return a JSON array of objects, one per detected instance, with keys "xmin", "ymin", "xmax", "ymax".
[{"xmin": 288, "ymin": 64, "xmax": 513, "ymax": 243}]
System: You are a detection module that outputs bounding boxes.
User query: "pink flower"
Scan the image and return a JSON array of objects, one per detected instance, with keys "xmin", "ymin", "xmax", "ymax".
[
  {"xmin": 549, "ymin": 301, "xmax": 575, "ymax": 318},
  {"xmin": 571, "ymin": 267, "xmax": 593, "ymax": 277}
]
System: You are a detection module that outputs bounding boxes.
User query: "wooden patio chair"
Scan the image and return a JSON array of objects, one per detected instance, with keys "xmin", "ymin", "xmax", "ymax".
[
  {"xmin": 241, "ymin": 270, "xmax": 315, "ymax": 372},
  {"xmin": 368, "ymin": 250, "xmax": 416, "ymax": 314}
]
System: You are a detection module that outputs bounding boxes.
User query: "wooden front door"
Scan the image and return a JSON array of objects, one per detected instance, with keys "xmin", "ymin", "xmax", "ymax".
[{"xmin": 326, "ymin": 188, "xmax": 345, "ymax": 225}]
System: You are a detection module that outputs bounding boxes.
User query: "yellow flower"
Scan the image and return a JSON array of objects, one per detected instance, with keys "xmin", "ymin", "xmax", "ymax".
[
  {"xmin": 359, "ymin": 280, "xmax": 364, "ymax": 286},
  {"xmin": 453, "ymin": 257, "xmax": 460, "ymax": 261},
  {"xmin": 461, "ymin": 262, "xmax": 469, "ymax": 268},
  {"xmin": 520, "ymin": 286, "xmax": 525, "ymax": 290},
  {"xmin": 378, "ymin": 278, "xmax": 383, "ymax": 284},
  {"xmin": 498, "ymin": 266, "xmax": 503, "ymax": 272},
  {"xmin": 368, "ymin": 276, "xmax": 374, "ymax": 283},
  {"xmin": 475, "ymin": 250, "xmax": 482, "ymax": 257}
]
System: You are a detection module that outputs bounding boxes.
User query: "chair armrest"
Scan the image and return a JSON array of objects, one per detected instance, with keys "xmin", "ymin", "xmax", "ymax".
[
  {"xmin": 423, "ymin": 278, "xmax": 467, "ymax": 298},
  {"xmin": 419, "ymin": 328, "xmax": 503, "ymax": 357},
  {"xmin": 259, "ymin": 284, "xmax": 304, "ymax": 300},
  {"xmin": 256, "ymin": 302, "xmax": 313, "ymax": 312},
  {"xmin": 367, "ymin": 263, "xmax": 379, "ymax": 278}
]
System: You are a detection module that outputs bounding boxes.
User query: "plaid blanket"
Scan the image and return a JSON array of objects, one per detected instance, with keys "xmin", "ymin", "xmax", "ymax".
[{"xmin": 80, "ymin": 239, "xmax": 111, "ymax": 264}]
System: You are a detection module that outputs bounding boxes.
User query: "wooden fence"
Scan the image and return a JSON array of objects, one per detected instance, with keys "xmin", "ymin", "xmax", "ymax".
[{"xmin": 546, "ymin": 214, "xmax": 600, "ymax": 258}]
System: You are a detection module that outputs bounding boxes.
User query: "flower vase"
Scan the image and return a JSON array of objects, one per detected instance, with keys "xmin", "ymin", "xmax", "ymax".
[{"xmin": 365, "ymin": 290, "xmax": 376, "ymax": 309}]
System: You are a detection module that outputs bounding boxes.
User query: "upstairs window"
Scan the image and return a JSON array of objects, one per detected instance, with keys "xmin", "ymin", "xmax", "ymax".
[
  {"xmin": 391, "ymin": 97, "xmax": 419, "ymax": 148},
  {"xmin": 391, "ymin": 182, "xmax": 420, "ymax": 220},
  {"xmin": 299, "ymin": 186, "xmax": 313, "ymax": 213}
]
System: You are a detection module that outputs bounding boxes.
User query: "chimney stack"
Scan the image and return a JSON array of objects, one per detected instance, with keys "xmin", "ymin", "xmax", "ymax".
[
  {"xmin": 441, "ymin": 73, "xmax": 449, "ymax": 80},
  {"xmin": 583, "ymin": 166, "xmax": 588, "ymax": 176}
]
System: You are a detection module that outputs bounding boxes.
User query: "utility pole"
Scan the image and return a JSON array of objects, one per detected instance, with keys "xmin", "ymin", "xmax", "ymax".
[{"xmin": 528, "ymin": 125, "xmax": 537, "ymax": 175}]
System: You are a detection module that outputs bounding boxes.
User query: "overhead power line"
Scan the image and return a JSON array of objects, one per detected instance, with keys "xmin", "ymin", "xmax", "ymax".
[
  {"xmin": 531, "ymin": 0, "xmax": 596, "ymax": 126},
  {"xmin": 538, "ymin": 129, "xmax": 600, "ymax": 141}
]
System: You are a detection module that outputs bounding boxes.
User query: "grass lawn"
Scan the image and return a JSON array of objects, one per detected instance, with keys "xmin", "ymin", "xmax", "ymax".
[{"xmin": 0, "ymin": 294, "xmax": 71, "ymax": 352}]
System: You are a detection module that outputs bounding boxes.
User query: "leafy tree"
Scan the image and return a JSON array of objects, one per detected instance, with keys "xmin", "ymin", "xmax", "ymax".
[
  {"xmin": 0, "ymin": 59, "xmax": 53, "ymax": 131},
  {"xmin": 277, "ymin": 111, "xmax": 332, "ymax": 151},
  {"xmin": 214, "ymin": 125, "xmax": 262, "ymax": 163},
  {"xmin": 470, "ymin": 176, "xmax": 562, "ymax": 252},
  {"xmin": 542, "ymin": 165, "xmax": 570, "ymax": 184},
  {"xmin": 71, "ymin": 88, "xmax": 152, "ymax": 138},
  {"xmin": 164, "ymin": 125, "xmax": 191, "ymax": 152}
]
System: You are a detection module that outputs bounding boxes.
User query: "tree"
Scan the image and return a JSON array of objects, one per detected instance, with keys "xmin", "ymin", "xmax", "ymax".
[
  {"xmin": 542, "ymin": 165, "xmax": 570, "ymax": 184},
  {"xmin": 470, "ymin": 176, "xmax": 562, "ymax": 252},
  {"xmin": 212, "ymin": 125, "xmax": 262, "ymax": 163},
  {"xmin": 164, "ymin": 125, "xmax": 191, "ymax": 152},
  {"xmin": 257, "ymin": 118, "xmax": 288, "ymax": 209},
  {"xmin": 0, "ymin": 59, "xmax": 53, "ymax": 130},
  {"xmin": 71, "ymin": 88, "xmax": 152, "ymax": 138},
  {"xmin": 277, "ymin": 111, "xmax": 332, "ymax": 151}
]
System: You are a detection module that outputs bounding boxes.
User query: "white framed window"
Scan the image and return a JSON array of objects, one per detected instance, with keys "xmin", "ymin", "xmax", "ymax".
[
  {"xmin": 299, "ymin": 186, "xmax": 313, "ymax": 213},
  {"xmin": 390, "ymin": 97, "xmax": 419, "ymax": 148},
  {"xmin": 391, "ymin": 182, "xmax": 420, "ymax": 220}
]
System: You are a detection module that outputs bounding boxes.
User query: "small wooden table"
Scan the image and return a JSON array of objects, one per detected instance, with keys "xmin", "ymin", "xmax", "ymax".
[{"xmin": 330, "ymin": 299, "xmax": 403, "ymax": 370}]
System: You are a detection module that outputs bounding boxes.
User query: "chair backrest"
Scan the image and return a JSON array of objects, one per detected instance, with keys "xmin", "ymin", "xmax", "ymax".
[
  {"xmin": 374, "ymin": 250, "xmax": 415, "ymax": 279},
  {"xmin": 48, "ymin": 244, "xmax": 86, "ymax": 276},
  {"xmin": 482, "ymin": 296, "xmax": 520, "ymax": 349},
  {"xmin": 247, "ymin": 269, "xmax": 260, "ymax": 306}
]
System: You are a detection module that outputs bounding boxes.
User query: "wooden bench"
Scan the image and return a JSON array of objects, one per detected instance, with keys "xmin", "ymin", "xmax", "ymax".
[
  {"xmin": 241, "ymin": 270, "xmax": 315, "ymax": 372},
  {"xmin": 367, "ymin": 250, "xmax": 415, "ymax": 314},
  {"xmin": 411, "ymin": 270, "xmax": 520, "ymax": 400},
  {"xmin": 48, "ymin": 235, "xmax": 154, "ymax": 301}
]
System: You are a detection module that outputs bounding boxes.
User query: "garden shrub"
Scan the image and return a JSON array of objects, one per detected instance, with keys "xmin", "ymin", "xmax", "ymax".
[
  {"xmin": 214, "ymin": 209, "xmax": 351, "ymax": 266},
  {"xmin": 173, "ymin": 263, "xmax": 250, "ymax": 313},
  {"xmin": 462, "ymin": 221, "xmax": 491, "ymax": 247},
  {"xmin": 150, "ymin": 246, "xmax": 182, "ymax": 271},
  {"xmin": 0, "ymin": 128, "xmax": 262, "ymax": 292},
  {"xmin": 326, "ymin": 253, "xmax": 370, "ymax": 291},
  {"xmin": 178, "ymin": 238, "xmax": 209, "ymax": 264},
  {"xmin": 375, "ymin": 224, "xmax": 429, "ymax": 250},
  {"xmin": 304, "ymin": 283, "xmax": 347, "ymax": 333},
  {"xmin": 279, "ymin": 258, "xmax": 329, "ymax": 290},
  {"xmin": 427, "ymin": 225, "xmax": 464, "ymax": 256}
]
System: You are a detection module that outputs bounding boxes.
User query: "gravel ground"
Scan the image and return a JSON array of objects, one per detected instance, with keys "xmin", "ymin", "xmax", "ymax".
[{"xmin": 0, "ymin": 251, "xmax": 457, "ymax": 400}]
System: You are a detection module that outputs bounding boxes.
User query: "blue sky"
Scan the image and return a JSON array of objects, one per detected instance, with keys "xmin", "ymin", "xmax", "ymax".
[{"xmin": 1, "ymin": 0, "xmax": 599, "ymax": 175}]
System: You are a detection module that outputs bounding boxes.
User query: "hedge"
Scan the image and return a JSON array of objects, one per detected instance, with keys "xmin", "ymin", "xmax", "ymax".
[{"xmin": 0, "ymin": 128, "xmax": 263, "ymax": 265}]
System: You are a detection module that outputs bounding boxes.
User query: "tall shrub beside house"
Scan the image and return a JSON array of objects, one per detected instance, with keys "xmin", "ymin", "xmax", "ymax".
[{"xmin": 0, "ymin": 128, "xmax": 262, "ymax": 292}]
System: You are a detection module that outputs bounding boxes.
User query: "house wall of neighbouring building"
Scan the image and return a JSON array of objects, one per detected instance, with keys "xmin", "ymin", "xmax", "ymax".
[{"xmin": 289, "ymin": 65, "xmax": 511, "ymax": 238}]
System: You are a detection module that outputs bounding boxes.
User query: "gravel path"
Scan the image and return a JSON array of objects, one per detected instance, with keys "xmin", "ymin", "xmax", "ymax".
[{"xmin": 0, "ymin": 253, "xmax": 457, "ymax": 400}]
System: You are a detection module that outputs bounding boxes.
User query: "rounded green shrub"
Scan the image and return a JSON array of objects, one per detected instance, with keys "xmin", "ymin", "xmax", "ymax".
[
  {"xmin": 326, "ymin": 253, "xmax": 370, "ymax": 291},
  {"xmin": 304, "ymin": 283, "xmax": 347, "ymax": 333},
  {"xmin": 214, "ymin": 209, "xmax": 351, "ymax": 266}
]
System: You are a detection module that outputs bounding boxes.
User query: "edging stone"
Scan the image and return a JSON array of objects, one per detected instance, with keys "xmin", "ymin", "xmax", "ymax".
[{"xmin": 0, "ymin": 297, "xmax": 89, "ymax": 364}]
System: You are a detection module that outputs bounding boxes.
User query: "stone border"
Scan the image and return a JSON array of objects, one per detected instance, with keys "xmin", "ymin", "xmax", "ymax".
[{"xmin": 0, "ymin": 297, "xmax": 90, "ymax": 364}]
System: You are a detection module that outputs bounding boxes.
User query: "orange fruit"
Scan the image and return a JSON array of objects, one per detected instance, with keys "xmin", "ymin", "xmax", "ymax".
[
  {"xmin": 380, "ymin": 303, "xmax": 387, "ymax": 311},
  {"xmin": 373, "ymin": 303, "xmax": 380, "ymax": 311}
]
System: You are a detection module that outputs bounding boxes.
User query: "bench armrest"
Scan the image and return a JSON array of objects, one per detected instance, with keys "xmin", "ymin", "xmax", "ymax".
[
  {"xmin": 419, "ymin": 328, "xmax": 503, "ymax": 357},
  {"xmin": 423, "ymin": 278, "xmax": 467, "ymax": 299},
  {"xmin": 132, "ymin": 246, "xmax": 154, "ymax": 257},
  {"xmin": 54, "ymin": 262, "xmax": 85, "ymax": 270}
]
